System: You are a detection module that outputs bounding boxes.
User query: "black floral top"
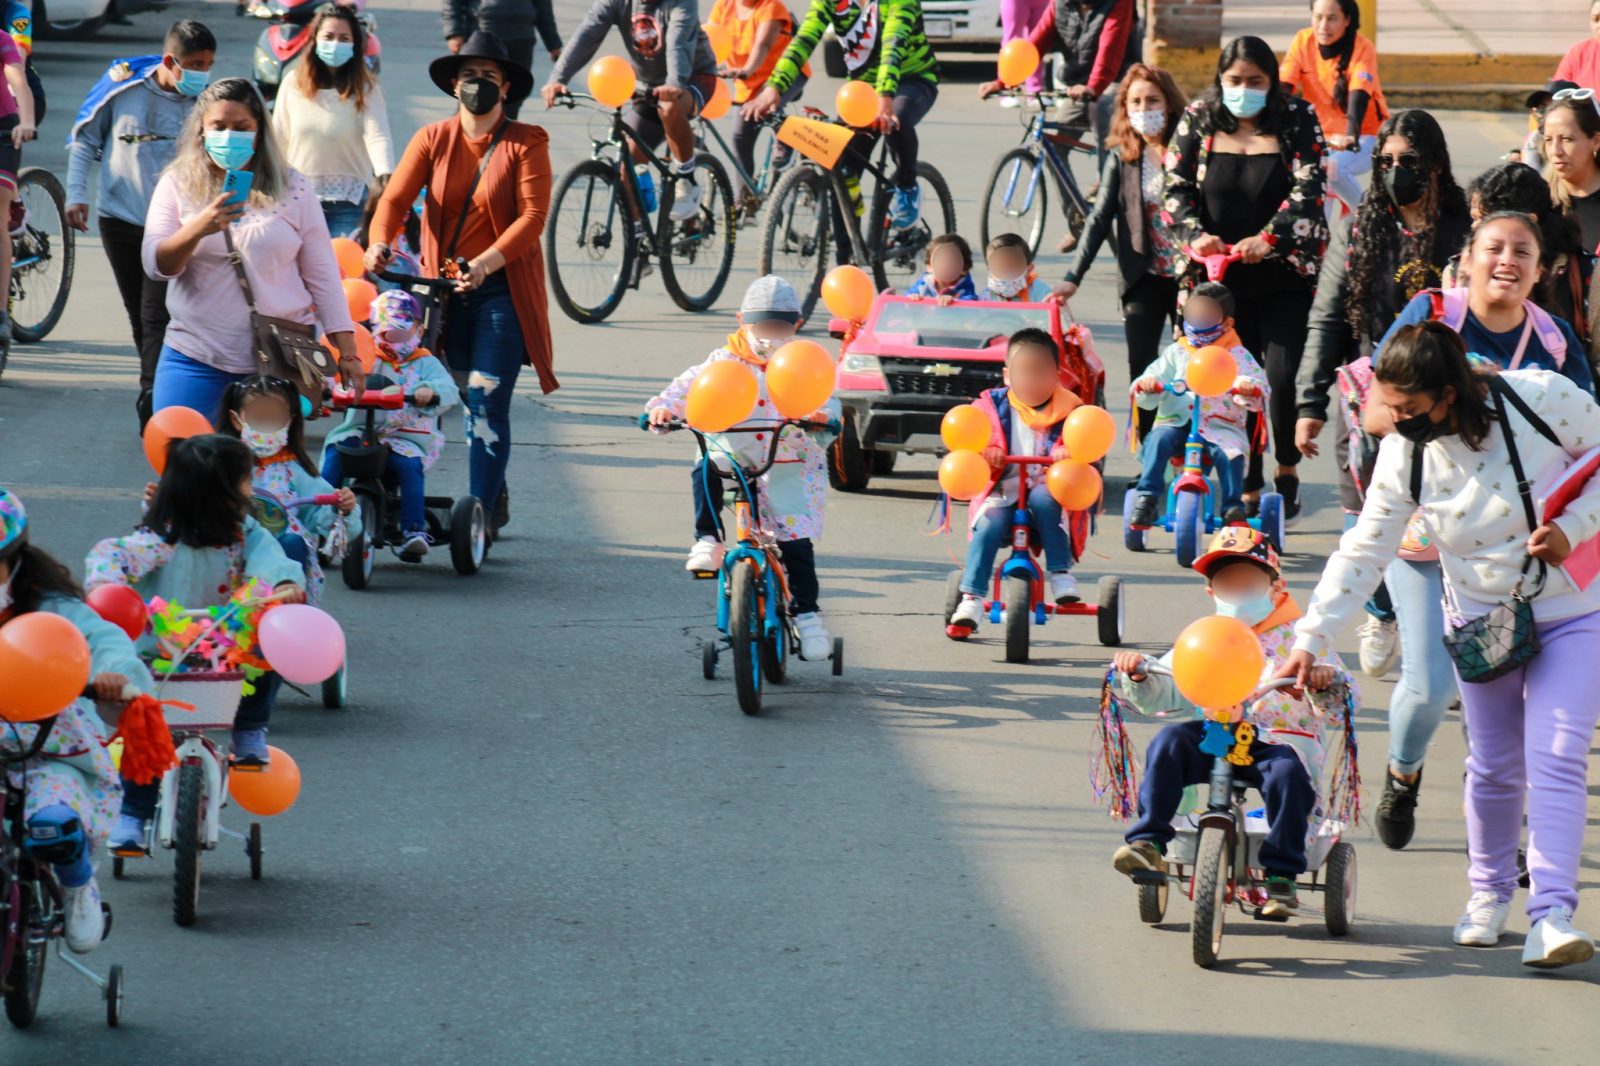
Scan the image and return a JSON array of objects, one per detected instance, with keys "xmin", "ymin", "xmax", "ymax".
[{"xmin": 1158, "ymin": 96, "xmax": 1329, "ymax": 286}]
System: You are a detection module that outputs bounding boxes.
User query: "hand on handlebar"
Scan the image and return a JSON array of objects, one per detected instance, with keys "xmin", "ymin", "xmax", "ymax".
[
  {"xmin": 335, "ymin": 487, "xmax": 357, "ymax": 515},
  {"xmin": 873, "ymin": 95, "xmax": 899, "ymax": 133},
  {"xmin": 647, "ymin": 405, "xmax": 675, "ymax": 427},
  {"xmin": 542, "ymin": 83, "xmax": 568, "ymax": 110},
  {"xmin": 1189, "ymin": 234, "xmax": 1226, "ymax": 258},
  {"xmin": 90, "ymin": 673, "xmax": 132, "ymax": 702},
  {"xmin": 978, "ymin": 79, "xmax": 1004, "ymax": 100},
  {"xmin": 272, "ymin": 582, "xmax": 306, "ymax": 605},
  {"xmin": 1112, "ymin": 652, "xmax": 1150, "ymax": 681},
  {"xmin": 1234, "ymin": 235, "xmax": 1273, "ymax": 264},
  {"xmin": 364, "ymin": 241, "xmax": 395, "ymax": 274},
  {"xmin": 982, "ymin": 445, "xmax": 1004, "ymax": 467},
  {"xmin": 1133, "ymin": 376, "xmax": 1163, "ymax": 395},
  {"xmin": 1272, "ymin": 650, "xmax": 1338, "ymax": 700}
]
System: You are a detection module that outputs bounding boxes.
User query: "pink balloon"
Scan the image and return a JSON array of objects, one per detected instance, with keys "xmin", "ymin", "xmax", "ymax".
[{"xmin": 257, "ymin": 604, "xmax": 345, "ymax": 685}]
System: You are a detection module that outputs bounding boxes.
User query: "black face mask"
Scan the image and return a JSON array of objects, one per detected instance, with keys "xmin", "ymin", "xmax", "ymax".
[
  {"xmin": 1384, "ymin": 164, "xmax": 1427, "ymax": 208},
  {"xmin": 1393, "ymin": 406, "xmax": 1443, "ymax": 444},
  {"xmin": 458, "ymin": 77, "xmax": 502, "ymax": 117}
]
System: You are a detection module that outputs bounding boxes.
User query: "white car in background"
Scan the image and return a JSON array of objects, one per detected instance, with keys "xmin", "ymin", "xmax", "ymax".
[
  {"xmin": 33, "ymin": 0, "xmax": 129, "ymax": 40},
  {"xmin": 822, "ymin": 0, "xmax": 1005, "ymax": 77}
]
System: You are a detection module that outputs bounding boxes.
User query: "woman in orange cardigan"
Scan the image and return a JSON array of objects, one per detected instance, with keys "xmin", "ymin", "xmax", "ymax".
[{"xmin": 365, "ymin": 32, "xmax": 556, "ymax": 538}]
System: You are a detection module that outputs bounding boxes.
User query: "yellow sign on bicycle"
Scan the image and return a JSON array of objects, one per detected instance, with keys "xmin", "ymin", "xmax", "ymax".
[{"xmin": 777, "ymin": 116, "xmax": 855, "ymax": 171}]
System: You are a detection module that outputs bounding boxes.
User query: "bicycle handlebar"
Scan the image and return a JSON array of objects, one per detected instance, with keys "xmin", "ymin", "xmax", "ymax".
[
  {"xmin": 375, "ymin": 270, "xmax": 456, "ymax": 291},
  {"xmin": 637, "ymin": 413, "xmax": 838, "ymax": 481},
  {"xmin": 328, "ymin": 387, "xmax": 439, "ymax": 411},
  {"xmin": 1130, "ymin": 659, "xmax": 1338, "ymax": 710}
]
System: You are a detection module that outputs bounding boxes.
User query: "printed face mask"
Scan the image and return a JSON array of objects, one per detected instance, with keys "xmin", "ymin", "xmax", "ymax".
[
  {"xmin": 1127, "ymin": 108, "xmax": 1166, "ymax": 137},
  {"xmin": 240, "ymin": 422, "xmax": 290, "ymax": 458},
  {"xmin": 1214, "ymin": 589, "xmax": 1275, "ymax": 626},
  {"xmin": 203, "ymin": 129, "xmax": 256, "ymax": 171},
  {"xmin": 988, "ymin": 273, "xmax": 1029, "ymax": 299},
  {"xmin": 457, "ymin": 77, "xmax": 501, "ymax": 116},
  {"xmin": 316, "ymin": 39, "xmax": 356, "ymax": 68},
  {"xmin": 1222, "ymin": 86, "xmax": 1268, "ymax": 119},
  {"xmin": 174, "ymin": 63, "xmax": 211, "ymax": 97},
  {"xmin": 1183, "ymin": 320, "xmax": 1225, "ymax": 345}
]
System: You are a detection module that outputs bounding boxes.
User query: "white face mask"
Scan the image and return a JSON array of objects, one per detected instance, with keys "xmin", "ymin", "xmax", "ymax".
[
  {"xmin": 240, "ymin": 422, "xmax": 290, "ymax": 458},
  {"xmin": 1127, "ymin": 107, "xmax": 1166, "ymax": 138},
  {"xmin": 987, "ymin": 272, "xmax": 1029, "ymax": 299}
]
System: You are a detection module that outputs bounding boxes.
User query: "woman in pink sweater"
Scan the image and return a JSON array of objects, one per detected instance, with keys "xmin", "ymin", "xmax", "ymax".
[{"xmin": 144, "ymin": 77, "xmax": 361, "ymax": 423}]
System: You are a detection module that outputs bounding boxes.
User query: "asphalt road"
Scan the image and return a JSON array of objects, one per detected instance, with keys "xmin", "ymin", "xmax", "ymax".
[{"xmin": 2, "ymin": 2, "xmax": 1598, "ymax": 1063}]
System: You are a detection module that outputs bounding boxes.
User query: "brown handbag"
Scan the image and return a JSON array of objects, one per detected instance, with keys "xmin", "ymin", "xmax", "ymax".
[{"xmin": 222, "ymin": 227, "xmax": 335, "ymax": 409}]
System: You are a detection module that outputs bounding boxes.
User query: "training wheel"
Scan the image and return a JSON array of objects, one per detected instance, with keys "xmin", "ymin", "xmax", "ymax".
[
  {"xmin": 112, "ymin": 856, "xmax": 125, "ymax": 880},
  {"xmin": 702, "ymin": 640, "xmax": 718, "ymax": 680},
  {"xmin": 247, "ymin": 823, "xmax": 263, "ymax": 881},
  {"xmin": 106, "ymin": 963, "xmax": 124, "ymax": 1028},
  {"xmin": 831, "ymin": 636, "xmax": 844, "ymax": 676}
]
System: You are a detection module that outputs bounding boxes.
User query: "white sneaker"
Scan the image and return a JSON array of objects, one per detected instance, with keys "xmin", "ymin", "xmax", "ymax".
[
  {"xmin": 685, "ymin": 536, "xmax": 724, "ymax": 574},
  {"xmin": 1357, "ymin": 616, "xmax": 1400, "ymax": 677},
  {"xmin": 1523, "ymin": 905, "xmax": 1596, "ymax": 968},
  {"xmin": 63, "ymin": 878, "xmax": 105, "ymax": 955},
  {"xmin": 998, "ymin": 95, "xmax": 1021, "ymax": 109},
  {"xmin": 1048, "ymin": 571, "xmax": 1080, "ymax": 604},
  {"xmin": 949, "ymin": 595, "xmax": 983, "ymax": 633},
  {"xmin": 794, "ymin": 612, "xmax": 831, "ymax": 661},
  {"xmin": 669, "ymin": 176, "xmax": 702, "ymax": 221},
  {"xmin": 1453, "ymin": 891, "xmax": 1512, "ymax": 946}
]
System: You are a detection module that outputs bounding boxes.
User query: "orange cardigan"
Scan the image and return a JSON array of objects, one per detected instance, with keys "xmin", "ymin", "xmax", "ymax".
[{"xmin": 373, "ymin": 117, "xmax": 558, "ymax": 393}]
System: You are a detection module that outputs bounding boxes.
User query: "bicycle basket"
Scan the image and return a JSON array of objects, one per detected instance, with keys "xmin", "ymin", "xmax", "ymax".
[{"xmin": 156, "ymin": 672, "xmax": 247, "ymax": 731}]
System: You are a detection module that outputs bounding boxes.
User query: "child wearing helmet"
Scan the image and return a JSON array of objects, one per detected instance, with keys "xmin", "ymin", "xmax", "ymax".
[
  {"xmin": 320, "ymin": 289, "xmax": 460, "ymax": 562},
  {"xmin": 0, "ymin": 487, "xmax": 153, "ymax": 955},
  {"xmin": 1107, "ymin": 526, "xmax": 1347, "ymax": 918},
  {"xmin": 644, "ymin": 274, "xmax": 839, "ymax": 661}
]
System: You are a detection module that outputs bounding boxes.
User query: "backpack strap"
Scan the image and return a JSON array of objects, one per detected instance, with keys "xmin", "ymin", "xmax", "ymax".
[
  {"xmin": 1409, "ymin": 441, "xmax": 1423, "ymax": 505},
  {"xmin": 1521, "ymin": 300, "xmax": 1568, "ymax": 367},
  {"xmin": 1493, "ymin": 373, "xmax": 1562, "ymax": 448}
]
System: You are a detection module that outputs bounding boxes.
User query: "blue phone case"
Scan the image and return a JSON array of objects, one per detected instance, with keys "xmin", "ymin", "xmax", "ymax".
[{"xmin": 222, "ymin": 169, "xmax": 254, "ymax": 206}]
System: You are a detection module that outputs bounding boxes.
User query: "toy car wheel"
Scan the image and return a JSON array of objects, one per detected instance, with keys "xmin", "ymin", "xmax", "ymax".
[
  {"xmin": 1138, "ymin": 879, "xmax": 1167, "ymax": 925},
  {"xmin": 1257, "ymin": 492, "xmax": 1286, "ymax": 554},
  {"xmin": 831, "ymin": 636, "xmax": 844, "ymax": 676},
  {"xmin": 943, "ymin": 569, "xmax": 965, "ymax": 627},
  {"xmin": 321, "ymin": 663, "xmax": 347, "ymax": 709},
  {"xmin": 247, "ymin": 822, "xmax": 263, "ymax": 882},
  {"xmin": 871, "ymin": 450, "xmax": 897, "ymax": 475},
  {"xmin": 1122, "ymin": 489, "xmax": 1146, "ymax": 552},
  {"xmin": 105, "ymin": 963, "xmax": 123, "ymax": 1028},
  {"xmin": 702, "ymin": 640, "xmax": 718, "ymax": 680},
  {"xmin": 1191, "ymin": 826, "xmax": 1229, "ymax": 968},
  {"xmin": 1324, "ymin": 841, "xmax": 1356, "ymax": 936},
  {"xmin": 1002, "ymin": 574, "xmax": 1031, "ymax": 664},
  {"xmin": 1097, "ymin": 576, "xmax": 1123, "ymax": 647},
  {"xmin": 827, "ymin": 417, "xmax": 871, "ymax": 492},
  {"xmin": 449, "ymin": 496, "xmax": 488, "ymax": 575},
  {"xmin": 341, "ymin": 495, "xmax": 376, "ymax": 589},
  {"xmin": 1174, "ymin": 491, "xmax": 1204, "ymax": 570}
]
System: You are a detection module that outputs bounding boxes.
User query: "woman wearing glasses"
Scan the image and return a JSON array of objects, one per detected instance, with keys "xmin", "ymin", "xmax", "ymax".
[
  {"xmin": 1292, "ymin": 109, "xmax": 1471, "ymax": 851},
  {"xmin": 1542, "ymin": 93, "xmax": 1600, "ymax": 253}
]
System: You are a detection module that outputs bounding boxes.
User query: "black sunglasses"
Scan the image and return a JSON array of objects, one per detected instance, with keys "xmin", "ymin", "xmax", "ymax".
[{"xmin": 1376, "ymin": 152, "xmax": 1423, "ymax": 171}]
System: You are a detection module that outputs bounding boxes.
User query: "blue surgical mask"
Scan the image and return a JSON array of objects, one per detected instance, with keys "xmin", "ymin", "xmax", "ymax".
[
  {"xmin": 174, "ymin": 63, "xmax": 210, "ymax": 98},
  {"xmin": 203, "ymin": 130, "xmax": 256, "ymax": 171},
  {"xmin": 1214, "ymin": 590, "xmax": 1276, "ymax": 627},
  {"xmin": 1222, "ymin": 86, "xmax": 1268, "ymax": 119},
  {"xmin": 316, "ymin": 39, "xmax": 356, "ymax": 68},
  {"xmin": 1183, "ymin": 320, "xmax": 1225, "ymax": 346}
]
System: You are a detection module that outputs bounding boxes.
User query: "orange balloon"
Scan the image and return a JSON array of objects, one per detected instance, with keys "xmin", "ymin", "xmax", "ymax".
[
  {"xmin": 836, "ymin": 80, "xmax": 879, "ymax": 128},
  {"xmin": 702, "ymin": 22, "xmax": 733, "ymax": 64},
  {"xmin": 686, "ymin": 359, "xmax": 759, "ymax": 432},
  {"xmin": 588, "ymin": 55, "xmax": 637, "ymax": 109},
  {"xmin": 1061, "ymin": 405, "xmax": 1115, "ymax": 464},
  {"xmin": 228, "ymin": 745, "xmax": 302, "ymax": 816},
  {"xmin": 142, "ymin": 405, "xmax": 213, "ymax": 474},
  {"xmin": 330, "ymin": 237, "xmax": 365, "ymax": 281},
  {"xmin": 701, "ymin": 77, "xmax": 732, "ymax": 121},
  {"xmin": 1171, "ymin": 615, "xmax": 1266, "ymax": 710},
  {"xmin": 1186, "ymin": 345, "xmax": 1236, "ymax": 398},
  {"xmin": 0, "ymin": 613, "xmax": 92, "ymax": 723},
  {"xmin": 941, "ymin": 404, "xmax": 992, "ymax": 452},
  {"xmin": 342, "ymin": 277, "xmax": 378, "ymax": 324},
  {"xmin": 938, "ymin": 450, "xmax": 994, "ymax": 501},
  {"xmin": 1046, "ymin": 460, "xmax": 1102, "ymax": 511},
  {"xmin": 821, "ymin": 265, "xmax": 875, "ymax": 322},
  {"xmin": 997, "ymin": 39, "xmax": 1041, "ymax": 88},
  {"xmin": 766, "ymin": 339, "xmax": 836, "ymax": 419}
]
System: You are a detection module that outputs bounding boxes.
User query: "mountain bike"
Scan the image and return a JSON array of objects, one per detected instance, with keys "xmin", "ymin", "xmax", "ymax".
[
  {"xmin": 979, "ymin": 90, "xmax": 1097, "ymax": 259},
  {"xmin": 757, "ymin": 106, "xmax": 956, "ymax": 324},
  {"xmin": 545, "ymin": 90, "xmax": 737, "ymax": 324},
  {"xmin": 4, "ymin": 167, "xmax": 74, "ymax": 377},
  {"xmin": 695, "ymin": 107, "xmax": 796, "ymax": 227}
]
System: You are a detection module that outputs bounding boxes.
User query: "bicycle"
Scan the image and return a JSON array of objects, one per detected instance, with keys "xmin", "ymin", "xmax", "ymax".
[
  {"xmin": 545, "ymin": 90, "xmax": 737, "ymax": 324},
  {"xmin": 250, "ymin": 489, "xmax": 353, "ymax": 708},
  {"xmin": 757, "ymin": 106, "xmax": 957, "ymax": 324},
  {"xmin": 4, "ymin": 167, "xmax": 74, "ymax": 371},
  {"xmin": 0, "ymin": 695, "xmax": 125, "ymax": 1028},
  {"xmin": 694, "ymin": 106, "xmax": 796, "ymax": 228},
  {"xmin": 978, "ymin": 90, "xmax": 1097, "ymax": 259},
  {"xmin": 640, "ymin": 415, "xmax": 844, "ymax": 716}
]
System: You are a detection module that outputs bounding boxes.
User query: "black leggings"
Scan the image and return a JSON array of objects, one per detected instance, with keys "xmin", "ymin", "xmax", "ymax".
[
  {"xmin": 1121, "ymin": 273, "xmax": 1179, "ymax": 436},
  {"xmin": 1232, "ymin": 287, "xmax": 1313, "ymax": 475}
]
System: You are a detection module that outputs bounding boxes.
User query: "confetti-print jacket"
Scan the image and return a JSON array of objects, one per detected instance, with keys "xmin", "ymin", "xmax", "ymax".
[
  {"xmin": 1297, "ymin": 370, "xmax": 1600, "ymax": 657},
  {"xmin": 1158, "ymin": 96, "xmax": 1328, "ymax": 286}
]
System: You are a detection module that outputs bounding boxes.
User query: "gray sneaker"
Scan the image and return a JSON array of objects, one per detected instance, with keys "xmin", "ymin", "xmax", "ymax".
[{"xmin": 1112, "ymin": 840, "xmax": 1166, "ymax": 877}]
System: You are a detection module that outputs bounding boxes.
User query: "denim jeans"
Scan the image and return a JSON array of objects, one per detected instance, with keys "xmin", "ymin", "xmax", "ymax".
[
  {"xmin": 690, "ymin": 459, "xmax": 820, "ymax": 614},
  {"xmin": 320, "ymin": 196, "xmax": 366, "ymax": 240},
  {"xmin": 1134, "ymin": 426, "xmax": 1244, "ymax": 513},
  {"xmin": 960, "ymin": 484, "xmax": 1071, "ymax": 596},
  {"xmin": 150, "ymin": 344, "xmax": 246, "ymax": 426},
  {"xmin": 321, "ymin": 447, "xmax": 427, "ymax": 532},
  {"xmin": 1387, "ymin": 557, "xmax": 1459, "ymax": 774},
  {"xmin": 444, "ymin": 274, "xmax": 524, "ymax": 506}
]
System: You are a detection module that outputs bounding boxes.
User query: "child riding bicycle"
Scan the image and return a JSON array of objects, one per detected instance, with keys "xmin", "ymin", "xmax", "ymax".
[
  {"xmin": 644, "ymin": 274, "xmax": 838, "ymax": 660},
  {"xmin": 1108, "ymin": 526, "xmax": 1345, "ymax": 918}
]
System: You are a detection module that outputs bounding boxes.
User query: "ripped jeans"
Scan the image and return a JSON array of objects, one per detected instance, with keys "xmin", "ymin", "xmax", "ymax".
[{"xmin": 445, "ymin": 273, "xmax": 525, "ymax": 505}]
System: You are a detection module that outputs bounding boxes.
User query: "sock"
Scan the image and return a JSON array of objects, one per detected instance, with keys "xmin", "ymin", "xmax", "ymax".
[{"xmin": 675, "ymin": 159, "xmax": 696, "ymax": 178}]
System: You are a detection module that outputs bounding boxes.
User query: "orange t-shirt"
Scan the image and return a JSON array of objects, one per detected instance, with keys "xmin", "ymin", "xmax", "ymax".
[
  {"xmin": 1280, "ymin": 28, "xmax": 1386, "ymax": 139},
  {"xmin": 706, "ymin": 0, "xmax": 810, "ymax": 104}
]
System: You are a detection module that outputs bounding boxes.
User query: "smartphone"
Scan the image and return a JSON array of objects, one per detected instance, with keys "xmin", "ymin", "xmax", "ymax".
[{"xmin": 222, "ymin": 169, "xmax": 254, "ymax": 207}]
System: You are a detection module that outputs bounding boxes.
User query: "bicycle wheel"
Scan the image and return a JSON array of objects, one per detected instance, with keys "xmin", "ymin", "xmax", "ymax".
[
  {"xmin": 9, "ymin": 167, "xmax": 74, "ymax": 343},
  {"xmin": 728, "ymin": 560, "xmax": 763, "ymax": 716},
  {"xmin": 1191, "ymin": 826, "xmax": 1230, "ymax": 968},
  {"xmin": 545, "ymin": 159, "xmax": 635, "ymax": 324},
  {"xmin": 980, "ymin": 147, "xmax": 1049, "ymax": 259},
  {"xmin": 173, "ymin": 760, "xmax": 204, "ymax": 927},
  {"xmin": 868, "ymin": 162, "xmax": 957, "ymax": 294},
  {"xmin": 2, "ymin": 870, "xmax": 46, "ymax": 1027},
  {"xmin": 758, "ymin": 163, "xmax": 831, "ymax": 323},
  {"xmin": 658, "ymin": 153, "xmax": 736, "ymax": 313}
]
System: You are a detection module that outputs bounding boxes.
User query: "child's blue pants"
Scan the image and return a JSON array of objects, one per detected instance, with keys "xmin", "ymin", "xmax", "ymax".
[
  {"xmin": 321, "ymin": 448, "xmax": 427, "ymax": 533},
  {"xmin": 959, "ymin": 484, "xmax": 1071, "ymax": 597},
  {"xmin": 1135, "ymin": 426, "xmax": 1245, "ymax": 513}
]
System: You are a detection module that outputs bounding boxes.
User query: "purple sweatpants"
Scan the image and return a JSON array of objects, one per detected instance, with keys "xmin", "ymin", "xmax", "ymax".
[
  {"xmin": 1458, "ymin": 612, "xmax": 1600, "ymax": 921},
  {"xmin": 1001, "ymin": 0, "xmax": 1051, "ymax": 93}
]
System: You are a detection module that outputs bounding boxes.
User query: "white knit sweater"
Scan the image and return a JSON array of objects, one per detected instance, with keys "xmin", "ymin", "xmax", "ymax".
[
  {"xmin": 1295, "ymin": 370, "xmax": 1600, "ymax": 657},
  {"xmin": 270, "ymin": 69, "xmax": 394, "ymax": 204}
]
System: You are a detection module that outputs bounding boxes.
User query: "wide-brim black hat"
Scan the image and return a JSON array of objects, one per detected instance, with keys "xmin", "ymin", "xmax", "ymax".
[{"xmin": 429, "ymin": 31, "xmax": 534, "ymax": 106}]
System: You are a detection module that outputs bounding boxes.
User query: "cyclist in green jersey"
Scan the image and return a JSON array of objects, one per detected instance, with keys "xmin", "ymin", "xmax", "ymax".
[{"xmin": 743, "ymin": 0, "xmax": 937, "ymax": 229}]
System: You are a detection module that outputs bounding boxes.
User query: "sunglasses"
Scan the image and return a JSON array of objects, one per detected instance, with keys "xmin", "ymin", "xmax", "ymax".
[
  {"xmin": 1552, "ymin": 86, "xmax": 1600, "ymax": 117},
  {"xmin": 1376, "ymin": 151, "xmax": 1422, "ymax": 171}
]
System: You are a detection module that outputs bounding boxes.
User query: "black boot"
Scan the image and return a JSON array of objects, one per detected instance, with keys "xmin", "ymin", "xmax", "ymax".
[{"xmin": 1374, "ymin": 768, "xmax": 1421, "ymax": 850}]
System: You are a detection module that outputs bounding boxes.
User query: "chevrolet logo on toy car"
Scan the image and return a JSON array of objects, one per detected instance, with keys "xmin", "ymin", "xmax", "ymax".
[{"xmin": 924, "ymin": 364, "xmax": 959, "ymax": 377}]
